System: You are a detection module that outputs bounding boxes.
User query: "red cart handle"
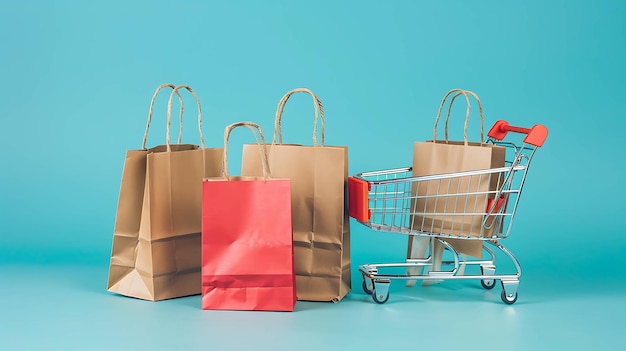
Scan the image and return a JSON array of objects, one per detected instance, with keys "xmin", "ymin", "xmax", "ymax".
[{"xmin": 487, "ymin": 120, "xmax": 548, "ymax": 147}]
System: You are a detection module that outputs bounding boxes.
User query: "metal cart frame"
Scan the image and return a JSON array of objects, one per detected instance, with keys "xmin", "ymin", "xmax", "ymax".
[{"xmin": 348, "ymin": 120, "xmax": 548, "ymax": 304}]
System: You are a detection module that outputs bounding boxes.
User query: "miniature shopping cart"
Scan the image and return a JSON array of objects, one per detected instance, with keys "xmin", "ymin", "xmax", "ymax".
[{"xmin": 348, "ymin": 120, "xmax": 548, "ymax": 304}]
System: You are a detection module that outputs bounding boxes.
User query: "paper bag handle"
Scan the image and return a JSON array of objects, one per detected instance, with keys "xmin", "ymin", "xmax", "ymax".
[
  {"xmin": 433, "ymin": 89, "xmax": 485, "ymax": 145},
  {"xmin": 222, "ymin": 122, "xmax": 271, "ymax": 179},
  {"xmin": 273, "ymin": 88, "xmax": 325, "ymax": 146},
  {"xmin": 141, "ymin": 83, "xmax": 185, "ymax": 149},
  {"xmin": 166, "ymin": 85, "xmax": 206, "ymax": 151},
  {"xmin": 444, "ymin": 90, "xmax": 485, "ymax": 141}
]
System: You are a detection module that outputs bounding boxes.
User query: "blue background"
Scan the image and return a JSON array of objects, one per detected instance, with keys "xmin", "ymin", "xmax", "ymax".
[{"xmin": 1, "ymin": 1, "xmax": 625, "ymax": 350}]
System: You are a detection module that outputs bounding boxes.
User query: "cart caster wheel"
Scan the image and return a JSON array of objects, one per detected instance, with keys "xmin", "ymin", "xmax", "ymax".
[
  {"xmin": 481, "ymin": 279, "xmax": 496, "ymax": 290},
  {"xmin": 372, "ymin": 289, "xmax": 389, "ymax": 304},
  {"xmin": 362, "ymin": 280, "xmax": 373, "ymax": 295},
  {"xmin": 501, "ymin": 290, "xmax": 518, "ymax": 305}
]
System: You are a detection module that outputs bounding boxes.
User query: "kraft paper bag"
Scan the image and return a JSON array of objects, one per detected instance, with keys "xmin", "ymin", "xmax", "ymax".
[
  {"xmin": 241, "ymin": 88, "xmax": 350, "ymax": 302},
  {"xmin": 409, "ymin": 89, "xmax": 505, "ymax": 259},
  {"xmin": 202, "ymin": 122, "xmax": 296, "ymax": 312},
  {"xmin": 107, "ymin": 84, "xmax": 223, "ymax": 301}
]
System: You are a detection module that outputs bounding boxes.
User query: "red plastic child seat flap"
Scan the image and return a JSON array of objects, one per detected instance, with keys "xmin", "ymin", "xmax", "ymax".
[{"xmin": 348, "ymin": 177, "xmax": 371, "ymax": 222}]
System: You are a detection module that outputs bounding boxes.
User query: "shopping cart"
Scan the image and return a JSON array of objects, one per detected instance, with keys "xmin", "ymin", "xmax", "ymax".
[{"xmin": 348, "ymin": 120, "xmax": 548, "ymax": 304}]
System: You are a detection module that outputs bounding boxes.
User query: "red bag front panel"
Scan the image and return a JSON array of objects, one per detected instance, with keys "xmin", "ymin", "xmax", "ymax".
[{"xmin": 201, "ymin": 178, "xmax": 296, "ymax": 311}]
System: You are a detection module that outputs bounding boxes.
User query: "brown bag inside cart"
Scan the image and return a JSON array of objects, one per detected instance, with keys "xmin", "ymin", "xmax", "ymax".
[
  {"xmin": 241, "ymin": 88, "xmax": 350, "ymax": 302},
  {"xmin": 107, "ymin": 84, "xmax": 223, "ymax": 301},
  {"xmin": 408, "ymin": 89, "xmax": 506, "ymax": 260}
]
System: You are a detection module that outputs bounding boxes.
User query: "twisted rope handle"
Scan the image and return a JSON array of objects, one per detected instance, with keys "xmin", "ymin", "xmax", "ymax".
[
  {"xmin": 433, "ymin": 89, "xmax": 485, "ymax": 145},
  {"xmin": 142, "ymin": 83, "xmax": 185, "ymax": 149},
  {"xmin": 444, "ymin": 90, "xmax": 484, "ymax": 142},
  {"xmin": 273, "ymin": 88, "xmax": 325, "ymax": 146},
  {"xmin": 166, "ymin": 85, "xmax": 206, "ymax": 152},
  {"xmin": 222, "ymin": 122, "xmax": 270, "ymax": 179}
]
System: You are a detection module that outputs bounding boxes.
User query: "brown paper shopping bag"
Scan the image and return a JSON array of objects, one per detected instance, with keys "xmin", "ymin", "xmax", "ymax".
[
  {"xmin": 409, "ymin": 89, "xmax": 506, "ymax": 259},
  {"xmin": 107, "ymin": 84, "xmax": 223, "ymax": 301},
  {"xmin": 241, "ymin": 88, "xmax": 350, "ymax": 302}
]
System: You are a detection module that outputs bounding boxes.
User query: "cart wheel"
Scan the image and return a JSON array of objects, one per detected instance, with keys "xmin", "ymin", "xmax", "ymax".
[
  {"xmin": 481, "ymin": 279, "xmax": 496, "ymax": 290},
  {"xmin": 371, "ymin": 288, "xmax": 389, "ymax": 304},
  {"xmin": 362, "ymin": 280, "xmax": 373, "ymax": 295},
  {"xmin": 501, "ymin": 289, "xmax": 518, "ymax": 305}
]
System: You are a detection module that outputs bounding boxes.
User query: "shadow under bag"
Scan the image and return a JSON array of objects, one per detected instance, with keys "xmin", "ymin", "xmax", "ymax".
[{"xmin": 107, "ymin": 84, "xmax": 223, "ymax": 301}]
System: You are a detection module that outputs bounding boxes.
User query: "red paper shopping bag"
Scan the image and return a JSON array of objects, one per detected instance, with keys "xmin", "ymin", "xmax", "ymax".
[{"xmin": 201, "ymin": 122, "xmax": 296, "ymax": 311}]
